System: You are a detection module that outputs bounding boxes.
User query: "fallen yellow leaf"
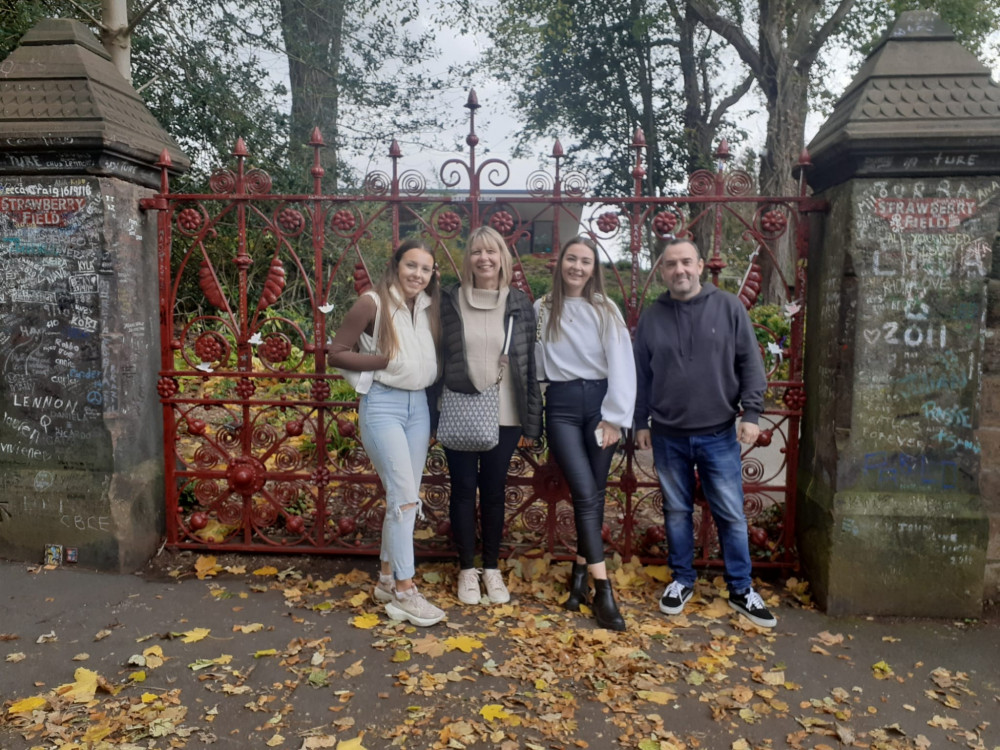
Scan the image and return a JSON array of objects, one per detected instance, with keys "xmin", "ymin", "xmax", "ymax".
[
  {"xmin": 181, "ymin": 628, "xmax": 211, "ymax": 644},
  {"xmin": 480, "ymin": 704, "xmax": 511, "ymax": 722},
  {"xmin": 7, "ymin": 695, "xmax": 47, "ymax": 714},
  {"xmin": 143, "ymin": 645, "xmax": 165, "ymax": 668},
  {"xmin": 445, "ymin": 635, "xmax": 483, "ymax": 653},
  {"xmin": 254, "ymin": 649, "xmax": 278, "ymax": 658},
  {"xmin": 347, "ymin": 592, "xmax": 369, "ymax": 608},
  {"xmin": 129, "ymin": 670, "xmax": 146, "ymax": 682},
  {"xmin": 195, "ymin": 555, "xmax": 219, "ymax": 579},
  {"xmin": 82, "ymin": 723, "xmax": 113, "ymax": 743},
  {"xmin": 234, "ymin": 623, "xmax": 264, "ymax": 634},
  {"xmin": 266, "ymin": 733, "xmax": 284, "ymax": 747},
  {"xmin": 872, "ymin": 660, "xmax": 894, "ymax": 679},
  {"xmin": 59, "ymin": 667, "xmax": 99, "ymax": 703},
  {"xmin": 336, "ymin": 735, "xmax": 367, "ymax": 750},
  {"xmin": 351, "ymin": 613, "xmax": 379, "ymax": 630},
  {"xmin": 253, "ymin": 566, "xmax": 279, "ymax": 576},
  {"xmin": 141, "ymin": 693, "xmax": 158, "ymax": 703}
]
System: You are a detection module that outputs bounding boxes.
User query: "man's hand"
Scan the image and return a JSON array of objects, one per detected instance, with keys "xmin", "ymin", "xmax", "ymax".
[
  {"xmin": 737, "ymin": 422, "xmax": 760, "ymax": 446},
  {"xmin": 636, "ymin": 428, "xmax": 652, "ymax": 450}
]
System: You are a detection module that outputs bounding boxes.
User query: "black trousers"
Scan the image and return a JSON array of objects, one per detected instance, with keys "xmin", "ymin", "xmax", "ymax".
[
  {"xmin": 545, "ymin": 379, "xmax": 616, "ymax": 565},
  {"xmin": 444, "ymin": 426, "xmax": 521, "ymax": 569}
]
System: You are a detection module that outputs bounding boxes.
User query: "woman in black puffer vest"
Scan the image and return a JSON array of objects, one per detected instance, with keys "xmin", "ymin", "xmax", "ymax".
[{"xmin": 432, "ymin": 226, "xmax": 542, "ymax": 606}]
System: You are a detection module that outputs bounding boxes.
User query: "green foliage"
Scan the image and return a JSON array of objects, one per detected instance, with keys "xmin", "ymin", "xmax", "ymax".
[
  {"xmin": 453, "ymin": 0, "xmax": 752, "ymax": 196},
  {"xmin": 2, "ymin": 0, "xmax": 454, "ymax": 193},
  {"xmin": 840, "ymin": 0, "xmax": 1000, "ymax": 58},
  {"xmin": 748, "ymin": 304, "xmax": 794, "ymax": 384},
  {"xmin": 516, "ymin": 254, "xmax": 555, "ymax": 301},
  {"xmin": 0, "ymin": 0, "xmax": 48, "ymax": 59}
]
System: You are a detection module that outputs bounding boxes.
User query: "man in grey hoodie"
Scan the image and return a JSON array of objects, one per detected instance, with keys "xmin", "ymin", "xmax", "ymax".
[{"xmin": 634, "ymin": 238, "xmax": 776, "ymax": 628}]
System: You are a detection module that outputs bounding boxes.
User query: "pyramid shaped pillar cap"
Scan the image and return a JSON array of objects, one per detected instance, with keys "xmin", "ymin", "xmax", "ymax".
[
  {"xmin": 0, "ymin": 18, "xmax": 189, "ymax": 188},
  {"xmin": 806, "ymin": 11, "xmax": 1000, "ymax": 193}
]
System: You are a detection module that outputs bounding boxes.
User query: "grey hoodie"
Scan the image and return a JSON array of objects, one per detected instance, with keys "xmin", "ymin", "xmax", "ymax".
[{"xmin": 633, "ymin": 284, "xmax": 766, "ymax": 437}]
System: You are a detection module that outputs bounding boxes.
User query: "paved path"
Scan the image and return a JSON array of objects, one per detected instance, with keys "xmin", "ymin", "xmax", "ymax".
[{"xmin": 2, "ymin": 554, "xmax": 998, "ymax": 749}]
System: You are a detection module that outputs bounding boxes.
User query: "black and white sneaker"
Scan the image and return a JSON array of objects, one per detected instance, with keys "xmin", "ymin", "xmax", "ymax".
[
  {"xmin": 728, "ymin": 588, "xmax": 777, "ymax": 628},
  {"xmin": 659, "ymin": 581, "xmax": 694, "ymax": 615}
]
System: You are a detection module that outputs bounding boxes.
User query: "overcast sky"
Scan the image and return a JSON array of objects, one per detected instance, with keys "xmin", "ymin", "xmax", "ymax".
[{"xmin": 340, "ymin": 18, "xmax": 1000, "ymax": 195}]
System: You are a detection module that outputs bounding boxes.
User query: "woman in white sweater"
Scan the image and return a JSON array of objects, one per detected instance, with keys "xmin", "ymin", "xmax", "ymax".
[
  {"xmin": 535, "ymin": 236, "xmax": 635, "ymax": 631},
  {"xmin": 327, "ymin": 239, "xmax": 443, "ymax": 627}
]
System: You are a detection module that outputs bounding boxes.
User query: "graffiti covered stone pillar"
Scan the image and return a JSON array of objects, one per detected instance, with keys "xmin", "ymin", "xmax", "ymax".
[
  {"xmin": 798, "ymin": 11, "xmax": 1000, "ymax": 615},
  {"xmin": 0, "ymin": 20, "xmax": 188, "ymax": 570}
]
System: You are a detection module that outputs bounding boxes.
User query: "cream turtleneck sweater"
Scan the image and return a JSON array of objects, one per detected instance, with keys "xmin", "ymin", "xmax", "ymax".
[{"xmin": 458, "ymin": 286, "xmax": 519, "ymax": 427}]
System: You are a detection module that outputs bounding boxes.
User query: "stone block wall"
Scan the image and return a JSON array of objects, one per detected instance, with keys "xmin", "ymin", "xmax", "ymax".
[{"xmin": 980, "ymin": 265, "xmax": 1000, "ymax": 601}]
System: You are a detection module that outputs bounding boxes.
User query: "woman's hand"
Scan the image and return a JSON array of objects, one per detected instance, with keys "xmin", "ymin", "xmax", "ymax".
[{"xmin": 597, "ymin": 420, "xmax": 621, "ymax": 449}]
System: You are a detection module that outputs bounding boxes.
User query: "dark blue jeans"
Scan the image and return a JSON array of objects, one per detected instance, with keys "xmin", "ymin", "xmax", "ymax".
[
  {"xmin": 545, "ymin": 380, "xmax": 616, "ymax": 565},
  {"xmin": 444, "ymin": 426, "xmax": 521, "ymax": 569},
  {"xmin": 651, "ymin": 427, "xmax": 753, "ymax": 594}
]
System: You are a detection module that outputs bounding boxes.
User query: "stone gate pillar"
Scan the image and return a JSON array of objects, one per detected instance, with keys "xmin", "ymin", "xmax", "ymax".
[
  {"xmin": 0, "ymin": 20, "xmax": 188, "ymax": 570},
  {"xmin": 798, "ymin": 11, "xmax": 1000, "ymax": 616}
]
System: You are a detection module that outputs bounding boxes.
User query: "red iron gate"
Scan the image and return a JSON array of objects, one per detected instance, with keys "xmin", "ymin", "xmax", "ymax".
[{"xmin": 145, "ymin": 93, "xmax": 813, "ymax": 572}]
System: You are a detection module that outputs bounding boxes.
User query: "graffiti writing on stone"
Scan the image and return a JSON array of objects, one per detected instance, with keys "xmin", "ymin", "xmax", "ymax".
[
  {"xmin": 862, "ymin": 451, "xmax": 958, "ymax": 491},
  {"xmin": 0, "ymin": 177, "xmax": 112, "ymax": 466},
  {"xmin": 844, "ymin": 177, "xmax": 997, "ymax": 491},
  {"xmin": 873, "ymin": 197, "xmax": 977, "ymax": 232}
]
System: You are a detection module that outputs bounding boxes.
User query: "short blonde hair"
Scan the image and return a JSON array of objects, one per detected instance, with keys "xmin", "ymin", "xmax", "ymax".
[{"xmin": 461, "ymin": 226, "xmax": 513, "ymax": 289}]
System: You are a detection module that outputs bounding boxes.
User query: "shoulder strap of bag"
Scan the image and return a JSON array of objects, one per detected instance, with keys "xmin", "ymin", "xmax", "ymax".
[{"xmin": 497, "ymin": 315, "xmax": 514, "ymax": 384}]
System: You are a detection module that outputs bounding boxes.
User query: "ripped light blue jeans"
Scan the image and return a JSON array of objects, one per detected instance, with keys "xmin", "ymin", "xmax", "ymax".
[{"xmin": 358, "ymin": 381, "xmax": 430, "ymax": 582}]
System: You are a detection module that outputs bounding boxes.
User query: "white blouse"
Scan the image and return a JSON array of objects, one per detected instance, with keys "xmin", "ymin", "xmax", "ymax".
[{"xmin": 534, "ymin": 295, "xmax": 636, "ymax": 429}]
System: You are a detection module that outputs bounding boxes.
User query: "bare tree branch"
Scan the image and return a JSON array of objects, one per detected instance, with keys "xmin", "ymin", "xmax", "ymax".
[
  {"xmin": 686, "ymin": 0, "xmax": 763, "ymax": 82},
  {"xmin": 126, "ymin": 0, "xmax": 168, "ymax": 34},
  {"xmin": 65, "ymin": 0, "xmax": 107, "ymax": 29},
  {"xmin": 806, "ymin": 0, "xmax": 857, "ymax": 61},
  {"xmin": 709, "ymin": 73, "xmax": 754, "ymax": 131}
]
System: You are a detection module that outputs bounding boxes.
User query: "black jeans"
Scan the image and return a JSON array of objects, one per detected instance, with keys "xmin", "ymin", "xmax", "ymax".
[
  {"xmin": 444, "ymin": 426, "xmax": 522, "ymax": 569},
  {"xmin": 545, "ymin": 380, "xmax": 616, "ymax": 565}
]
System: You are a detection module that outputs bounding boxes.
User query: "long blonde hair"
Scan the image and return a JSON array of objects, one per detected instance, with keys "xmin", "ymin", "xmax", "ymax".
[
  {"xmin": 373, "ymin": 238, "xmax": 441, "ymax": 359},
  {"xmin": 544, "ymin": 236, "xmax": 620, "ymax": 341},
  {"xmin": 461, "ymin": 226, "xmax": 513, "ymax": 289}
]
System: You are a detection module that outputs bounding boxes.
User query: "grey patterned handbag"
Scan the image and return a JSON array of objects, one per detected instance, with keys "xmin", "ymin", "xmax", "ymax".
[{"xmin": 437, "ymin": 317, "xmax": 513, "ymax": 452}]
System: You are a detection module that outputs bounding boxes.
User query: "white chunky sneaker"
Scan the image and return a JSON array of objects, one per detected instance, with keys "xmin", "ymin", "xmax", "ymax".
[
  {"xmin": 372, "ymin": 574, "xmax": 394, "ymax": 603},
  {"xmin": 482, "ymin": 568, "xmax": 510, "ymax": 604},
  {"xmin": 457, "ymin": 568, "xmax": 482, "ymax": 605},
  {"xmin": 384, "ymin": 586, "xmax": 445, "ymax": 627}
]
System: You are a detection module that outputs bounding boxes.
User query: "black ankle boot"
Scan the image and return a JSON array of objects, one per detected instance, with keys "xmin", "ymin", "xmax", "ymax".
[
  {"xmin": 592, "ymin": 579, "xmax": 626, "ymax": 631},
  {"xmin": 564, "ymin": 563, "xmax": 590, "ymax": 611}
]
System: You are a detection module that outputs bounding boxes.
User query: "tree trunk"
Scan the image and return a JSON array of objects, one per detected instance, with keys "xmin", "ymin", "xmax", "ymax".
[
  {"xmin": 757, "ymin": 53, "xmax": 810, "ymax": 301},
  {"xmin": 279, "ymin": 0, "xmax": 346, "ymax": 191},
  {"xmin": 101, "ymin": 0, "xmax": 130, "ymax": 82}
]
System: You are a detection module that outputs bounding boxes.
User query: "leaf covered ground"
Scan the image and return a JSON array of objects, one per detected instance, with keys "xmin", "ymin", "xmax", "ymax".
[{"xmin": 1, "ymin": 554, "xmax": 998, "ymax": 750}]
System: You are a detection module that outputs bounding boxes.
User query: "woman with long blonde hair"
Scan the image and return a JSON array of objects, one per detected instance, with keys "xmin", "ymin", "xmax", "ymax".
[{"xmin": 436, "ymin": 226, "xmax": 542, "ymax": 605}]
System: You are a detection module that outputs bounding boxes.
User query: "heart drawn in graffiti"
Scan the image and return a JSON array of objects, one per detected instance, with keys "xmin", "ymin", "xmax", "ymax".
[{"xmin": 863, "ymin": 329, "xmax": 881, "ymax": 344}]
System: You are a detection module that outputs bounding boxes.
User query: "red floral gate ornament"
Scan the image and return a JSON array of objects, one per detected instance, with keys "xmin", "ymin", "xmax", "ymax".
[{"xmin": 142, "ymin": 93, "xmax": 812, "ymax": 573}]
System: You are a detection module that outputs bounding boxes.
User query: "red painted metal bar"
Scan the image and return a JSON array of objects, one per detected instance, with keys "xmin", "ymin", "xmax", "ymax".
[{"xmin": 147, "ymin": 92, "xmax": 815, "ymax": 570}]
